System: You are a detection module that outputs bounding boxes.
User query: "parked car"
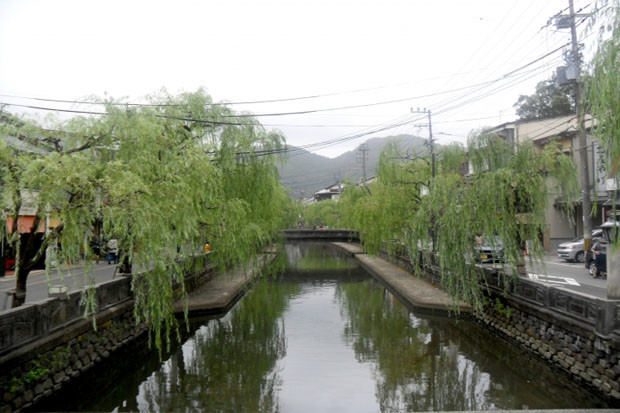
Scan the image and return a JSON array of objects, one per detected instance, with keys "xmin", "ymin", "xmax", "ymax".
[
  {"xmin": 557, "ymin": 229, "xmax": 603, "ymax": 263},
  {"xmin": 475, "ymin": 236, "xmax": 504, "ymax": 263}
]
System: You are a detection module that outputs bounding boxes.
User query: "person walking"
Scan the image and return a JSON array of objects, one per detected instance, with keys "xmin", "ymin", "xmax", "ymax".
[
  {"xmin": 590, "ymin": 238, "xmax": 607, "ymax": 278},
  {"xmin": 107, "ymin": 238, "xmax": 119, "ymax": 264}
]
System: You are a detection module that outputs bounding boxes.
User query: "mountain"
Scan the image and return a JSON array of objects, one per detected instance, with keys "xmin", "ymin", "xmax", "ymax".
[{"xmin": 278, "ymin": 134, "xmax": 429, "ymax": 199}]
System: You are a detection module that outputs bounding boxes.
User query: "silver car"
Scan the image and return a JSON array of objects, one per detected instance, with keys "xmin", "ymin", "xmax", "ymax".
[{"xmin": 557, "ymin": 229, "xmax": 603, "ymax": 263}]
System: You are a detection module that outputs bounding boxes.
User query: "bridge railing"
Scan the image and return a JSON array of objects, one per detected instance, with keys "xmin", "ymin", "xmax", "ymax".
[{"xmin": 283, "ymin": 228, "xmax": 359, "ymax": 242}]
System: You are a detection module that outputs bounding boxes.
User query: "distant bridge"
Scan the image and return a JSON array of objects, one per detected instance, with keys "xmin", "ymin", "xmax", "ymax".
[{"xmin": 283, "ymin": 228, "xmax": 359, "ymax": 242}]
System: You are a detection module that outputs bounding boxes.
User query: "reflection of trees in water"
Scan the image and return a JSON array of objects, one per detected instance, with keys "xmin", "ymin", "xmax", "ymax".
[
  {"xmin": 336, "ymin": 280, "xmax": 604, "ymax": 411},
  {"xmin": 337, "ymin": 280, "xmax": 495, "ymax": 412},
  {"xmin": 285, "ymin": 242, "xmax": 357, "ymax": 271},
  {"xmin": 138, "ymin": 277, "xmax": 300, "ymax": 412}
]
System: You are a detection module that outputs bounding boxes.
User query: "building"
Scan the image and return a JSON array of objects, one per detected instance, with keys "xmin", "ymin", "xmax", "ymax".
[
  {"xmin": 313, "ymin": 183, "xmax": 344, "ymax": 202},
  {"xmin": 489, "ymin": 114, "xmax": 612, "ymax": 251}
]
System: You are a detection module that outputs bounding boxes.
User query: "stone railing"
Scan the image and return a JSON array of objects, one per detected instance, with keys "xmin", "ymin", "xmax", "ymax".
[
  {"xmin": 481, "ymin": 266, "xmax": 620, "ymax": 340},
  {"xmin": 0, "ymin": 253, "xmax": 211, "ymax": 357},
  {"xmin": 0, "ymin": 277, "xmax": 132, "ymax": 358},
  {"xmin": 378, "ymin": 242, "xmax": 620, "ymax": 341}
]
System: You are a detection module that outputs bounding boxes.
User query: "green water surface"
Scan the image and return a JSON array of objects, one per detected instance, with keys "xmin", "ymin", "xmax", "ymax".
[{"xmin": 49, "ymin": 242, "xmax": 609, "ymax": 412}]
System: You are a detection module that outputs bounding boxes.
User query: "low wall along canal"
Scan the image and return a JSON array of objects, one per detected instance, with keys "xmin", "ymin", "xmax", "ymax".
[{"xmin": 20, "ymin": 242, "xmax": 615, "ymax": 411}]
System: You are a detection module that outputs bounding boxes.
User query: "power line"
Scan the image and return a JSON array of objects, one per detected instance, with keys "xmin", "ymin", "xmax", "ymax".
[
  {"xmin": 0, "ymin": 102, "xmax": 250, "ymax": 126},
  {"xmin": 1, "ymin": 44, "xmax": 567, "ymax": 124},
  {"xmin": 430, "ymin": 56, "xmax": 563, "ymax": 120}
]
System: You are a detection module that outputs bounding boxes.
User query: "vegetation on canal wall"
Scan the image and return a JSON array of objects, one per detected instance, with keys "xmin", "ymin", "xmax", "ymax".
[{"xmin": 1, "ymin": 308, "xmax": 146, "ymax": 412}]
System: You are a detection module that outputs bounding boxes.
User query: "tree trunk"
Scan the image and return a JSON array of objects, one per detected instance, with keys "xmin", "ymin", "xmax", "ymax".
[
  {"xmin": 10, "ymin": 230, "xmax": 47, "ymax": 308},
  {"xmin": 11, "ymin": 264, "xmax": 31, "ymax": 307},
  {"xmin": 119, "ymin": 254, "xmax": 132, "ymax": 274}
]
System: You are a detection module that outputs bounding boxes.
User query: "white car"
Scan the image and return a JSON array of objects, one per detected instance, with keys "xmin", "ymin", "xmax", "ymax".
[{"xmin": 556, "ymin": 229, "xmax": 603, "ymax": 263}]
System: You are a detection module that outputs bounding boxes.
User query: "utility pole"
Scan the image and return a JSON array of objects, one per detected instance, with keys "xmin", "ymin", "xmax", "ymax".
[
  {"xmin": 568, "ymin": 0, "xmax": 593, "ymax": 254},
  {"xmin": 428, "ymin": 109, "xmax": 435, "ymax": 179},
  {"xmin": 410, "ymin": 108, "xmax": 435, "ymax": 178},
  {"xmin": 333, "ymin": 169, "xmax": 342, "ymax": 196},
  {"xmin": 412, "ymin": 107, "xmax": 436, "ymax": 251},
  {"xmin": 356, "ymin": 144, "xmax": 369, "ymax": 186}
]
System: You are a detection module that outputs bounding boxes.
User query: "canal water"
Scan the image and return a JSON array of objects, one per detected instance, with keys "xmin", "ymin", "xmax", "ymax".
[{"xmin": 52, "ymin": 242, "xmax": 607, "ymax": 411}]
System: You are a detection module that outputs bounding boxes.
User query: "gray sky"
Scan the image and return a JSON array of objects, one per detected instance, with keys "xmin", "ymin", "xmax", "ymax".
[{"xmin": 0, "ymin": 0, "xmax": 597, "ymax": 158}]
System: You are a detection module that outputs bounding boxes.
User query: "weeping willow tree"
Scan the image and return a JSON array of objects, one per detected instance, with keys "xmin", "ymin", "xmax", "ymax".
[
  {"xmin": 586, "ymin": 0, "xmax": 620, "ymax": 214},
  {"xmin": 0, "ymin": 88, "xmax": 297, "ymax": 349},
  {"xmin": 585, "ymin": 1, "xmax": 620, "ymax": 297},
  {"xmin": 341, "ymin": 144, "xmax": 430, "ymax": 256},
  {"xmin": 338, "ymin": 132, "xmax": 578, "ymax": 311},
  {"xmin": 301, "ymin": 198, "xmax": 344, "ymax": 228}
]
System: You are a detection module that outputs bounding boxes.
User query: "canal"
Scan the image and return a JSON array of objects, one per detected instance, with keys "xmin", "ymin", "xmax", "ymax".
[{"xmin": 43, "ymin": 242, "xmax": 607, "ymax": 411}]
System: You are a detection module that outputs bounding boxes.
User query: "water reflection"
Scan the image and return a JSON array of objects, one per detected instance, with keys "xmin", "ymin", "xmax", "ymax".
[
  {"xmin": 336, "ymin": 279, "xmax": 605, "ymax": 411},
  {"xmin": 59, "ymin": 242, "xmax": 606, "ymax": 412},
  {"xmin": 285, "ymin": 242, "xmax": 357, "ymax": 271},
  {"xmin": 123, "ymin": 278, "xmax": 298, "ymax": 412}
]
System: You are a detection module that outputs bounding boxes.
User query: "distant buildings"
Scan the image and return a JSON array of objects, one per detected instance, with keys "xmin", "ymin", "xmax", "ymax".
[{"xmin": 304, "ymin": 176, "xmax": 377, "ymax": 205}]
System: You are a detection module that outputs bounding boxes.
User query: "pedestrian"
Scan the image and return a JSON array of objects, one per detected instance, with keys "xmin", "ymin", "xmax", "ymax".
[
  {"xmin": 590, "ymin": 239, "xmax": 607, "ymax": 278},
  {"xmin": 107, "ymin": 238, "xmax": 119, "ymax": 264},
  {"xmin": 204, "ymin": 241, "xmax": 211, "ymax": 253}
]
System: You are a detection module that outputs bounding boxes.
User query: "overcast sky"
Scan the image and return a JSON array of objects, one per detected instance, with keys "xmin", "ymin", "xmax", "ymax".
[{"xmin": 0, "ymin": 0, "xmax": 597, "ymax": 158}]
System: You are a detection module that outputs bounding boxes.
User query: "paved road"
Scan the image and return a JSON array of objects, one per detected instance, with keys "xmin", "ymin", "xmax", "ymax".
[
  {"xmin": 481, "ymin": 254, "xmax": 609, "ymax": 298},
  {"xmin": 526, "ymin": 254, "xmax": 608, "ymax": 298},
  {"xmin": 0, "ymin": 262, "xmax": 120, "ymax": 309}
]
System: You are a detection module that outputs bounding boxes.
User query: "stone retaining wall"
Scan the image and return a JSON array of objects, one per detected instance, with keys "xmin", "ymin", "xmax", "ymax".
[
  {"xmin": 1, "ymin": 308, "xmax": 147, "ymax": 412},
  {"xmin": 478, "ymin": 299, "xmax": 620, "ymax": 401},
  {"xmin": 0, "ymin": 253, "xmax": 213, "ymax": 412}
]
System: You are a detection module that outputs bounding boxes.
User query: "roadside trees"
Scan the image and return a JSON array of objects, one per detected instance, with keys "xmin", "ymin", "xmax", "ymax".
[
  {"xmin": 0, "ymin": 89, "xmax": 296, "ymax": 347},
  {"xmin": 337, "ymin": 132, "xmax": 579, "ymax": 310},
  {"xmin": 585, "ymin": 1, "xmax": 620, "ymax": 297}
]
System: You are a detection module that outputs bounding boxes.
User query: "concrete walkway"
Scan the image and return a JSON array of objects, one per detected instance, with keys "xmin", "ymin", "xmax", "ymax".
[
  {"xmin": 173, "ymin": 254, "xmax": 274, "ymax": 316},
  {"xmin": 332, "ymin": 242, "xmax": 473, "ymax": 314}
]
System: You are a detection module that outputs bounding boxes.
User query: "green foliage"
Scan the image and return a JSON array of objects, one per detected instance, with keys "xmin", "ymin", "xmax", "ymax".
[
  {"xmin": 336, "ymin": 132, "xmax": 579, "ymax": 311},
  {"xmin": 494, "ymin": 298, "xmax": 514, "ymax": 319},
  {"xmin": 301, "ymin": 199, "xmax": 343, "ymax": 228},
  {"xmin": 514, "ymin": 76, "xmax": 575, "ymax": 121},
  {"xmin": 8, "ymin": 355, "xmax": 51, "ymax": 392},
  {"xmin": 0, "ymin": 88, "xmax": 297, "ymax": 351},
  {"xmin": 345, "ymin": 144, "xmax": 429, "ymax": 255},
  {"xmin": 586, "ymin": 1, "xmax": 620, "ymax": 218}
]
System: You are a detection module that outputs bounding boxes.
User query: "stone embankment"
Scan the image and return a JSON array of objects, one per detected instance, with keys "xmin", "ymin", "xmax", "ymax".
[
  {"xmin": 479, "ymin": 301, "xmax": 620, "ymax": 400},
  {"xmin": 2, "ymin": 310, "xmax": 146, "ymax": 412},
  {"xmin": 174, "ymin": 254, "xmax": 274, "ymax": 316},
  {"xmin": 0, "ymin": 253, "xmax": 273, "ymax": 412},
  {"xmin": 331, "ymin": 242, "xmax": 472, "ymax": 314}
]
